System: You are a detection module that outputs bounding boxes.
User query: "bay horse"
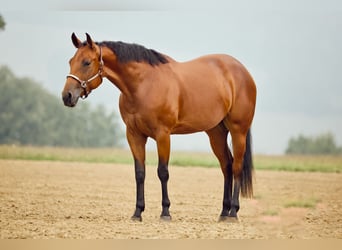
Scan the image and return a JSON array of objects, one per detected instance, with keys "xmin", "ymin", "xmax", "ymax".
[{"xmin": 62, "ymin": 33, "xmax": 257, "ymax": 222}]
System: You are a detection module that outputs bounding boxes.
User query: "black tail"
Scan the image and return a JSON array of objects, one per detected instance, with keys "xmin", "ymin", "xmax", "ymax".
[{"xmin": 240, "ymin": 129, "xmax": 254, "ymax": 198}]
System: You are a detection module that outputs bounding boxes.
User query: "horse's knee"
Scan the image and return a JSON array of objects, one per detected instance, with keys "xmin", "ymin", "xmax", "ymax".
[
  {"xmin": 135, "ymin": 169, "xmax": 145, "ymax": 184},
  {"xmin": 158, "ymin": 165, "xmax": 169, "ymax": 182}
]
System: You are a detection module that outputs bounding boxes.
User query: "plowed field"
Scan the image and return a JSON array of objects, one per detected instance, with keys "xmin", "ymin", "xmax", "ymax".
[{"xmin": 0, "ymin": 160, "xmax": 341, "ymax": 239}]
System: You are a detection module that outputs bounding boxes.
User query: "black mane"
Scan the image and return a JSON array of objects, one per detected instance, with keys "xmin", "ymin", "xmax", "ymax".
[{"xmin": 98, "ymin": 41, "xmax": 169, "ymax": 66}]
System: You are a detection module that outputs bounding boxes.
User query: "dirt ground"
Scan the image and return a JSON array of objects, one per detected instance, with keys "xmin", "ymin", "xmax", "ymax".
[{"xmin": 0, "ymin": 159, "xmax": 341, "ymax": 239}]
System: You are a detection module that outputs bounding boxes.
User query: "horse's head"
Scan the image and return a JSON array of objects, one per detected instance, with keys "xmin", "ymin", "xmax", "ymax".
[{"xmin": 62, "ymin": 33, "xmax": 104, "ymax": 107}]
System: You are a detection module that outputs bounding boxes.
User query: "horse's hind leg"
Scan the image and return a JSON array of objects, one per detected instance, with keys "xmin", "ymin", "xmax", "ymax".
[
  {"xmin": 226, "ymin": 124, "xmax": 253, "ymax": 220},
  {"xmin": 156, "ymin": 131, "xmax": 172, "ymax": 220},
  {"xmin": 206, "ymin": 123, "xmax": 233, "ymax": 221}
]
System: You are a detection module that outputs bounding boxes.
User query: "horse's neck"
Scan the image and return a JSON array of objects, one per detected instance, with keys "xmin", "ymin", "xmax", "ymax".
[
  {"xmin": 104, "ymin": 60, "xmax": 150, "ymax": 97},
  {"xmin": 101, "ymin": 47, "xmax": 172, "ymax": 97}
]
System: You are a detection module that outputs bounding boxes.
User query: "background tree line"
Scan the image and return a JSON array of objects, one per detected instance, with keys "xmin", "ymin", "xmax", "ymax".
[
  {"xmin": 0, "ymin": 66, "xmax": 124, "ymax": 147},
  {"xmin": 0, "ymin": 14, "xmax": 5, "ymax": 30},
  {"xmin": 286, "ymin": 132, "xmax": 342, "ymax": 155}
]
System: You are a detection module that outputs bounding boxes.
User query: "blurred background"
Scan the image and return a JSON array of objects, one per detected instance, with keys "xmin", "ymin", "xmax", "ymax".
[{"xmin": 1, "ymin": 0, "xmax": 342, "ymax": 155}]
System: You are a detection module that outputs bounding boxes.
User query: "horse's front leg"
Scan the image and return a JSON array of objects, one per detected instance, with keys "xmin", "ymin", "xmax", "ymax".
[
  {"xmin": 156, "ymin": 131, "xmax": 171, "ymax": 220},
  {"xmin": 126, "ymin": 129, "xmax": 147, "ymax": 222}
]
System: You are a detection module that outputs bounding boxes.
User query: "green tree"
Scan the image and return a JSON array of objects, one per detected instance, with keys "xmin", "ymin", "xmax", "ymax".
[
  {"xmin": 0, "ymin": 66, "xmax": 124, "ymax": 147},
  {"xmin": 0, "ymin": 15, "xmax": 5, "ymax": 30},
  {"xmin": 286, "ymin": 132, "xmax": 342, "ymax": 155}
]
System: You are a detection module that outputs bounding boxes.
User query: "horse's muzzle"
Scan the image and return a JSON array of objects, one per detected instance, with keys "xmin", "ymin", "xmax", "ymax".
[{"xmin": 62, "ymin": 91, "xmax": 78, "ymax": 107}]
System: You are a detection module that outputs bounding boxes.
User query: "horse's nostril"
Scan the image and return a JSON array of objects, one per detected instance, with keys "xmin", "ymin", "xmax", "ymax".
[{"xmin": 62, "ymin": 91, "xmax": 74, "ymax": 107}]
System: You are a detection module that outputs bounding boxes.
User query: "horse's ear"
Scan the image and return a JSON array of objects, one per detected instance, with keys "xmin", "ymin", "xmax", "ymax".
[
  {"xmin": 86, "ymin": 33, "xmax": 95, "ymax": 49},
  {"xmin": 71, "ymin": 32, "xmax": 82, "ymax": 48}
]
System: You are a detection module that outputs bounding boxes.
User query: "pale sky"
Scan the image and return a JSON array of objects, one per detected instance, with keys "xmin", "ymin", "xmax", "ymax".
[{"xmin": 1, "ymin": 0, "xmax": 342, "ymax": 154}]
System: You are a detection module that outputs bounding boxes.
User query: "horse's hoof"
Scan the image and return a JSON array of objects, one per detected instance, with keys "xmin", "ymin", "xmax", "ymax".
[
  {"xmin": 218, "ymin": 216, "xmax": 229, "ymax": 222},
  {"xmin": 131, "ymin": 215, "xmax": 142, "ymax": 222},
  {"xmin": 160, "ymin": 215, "xmax": 172, "ymax": 221},
  {"xmin": 219, "ymin": 215, "xmax": 239, "ymax": 223},
  {"xmin": 226, "ymin": 216, "xmax": 239, "ymax": 223}
]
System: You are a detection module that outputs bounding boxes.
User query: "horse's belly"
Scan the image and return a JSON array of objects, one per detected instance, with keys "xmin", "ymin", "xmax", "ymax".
[
  {"xmin": 171, "ymin": 110, "xmax": 226, "ymax": 134},
  {"xmin": 170, "ymin": 88, "xmax": 230, "ymax": 134},
  {"xmin": 171, "ymin": 120, "xmax": 221, "ymax": 134},
  {"xmin": 171, "ymin": 124, "xmax": 202, "ymax": 134}
]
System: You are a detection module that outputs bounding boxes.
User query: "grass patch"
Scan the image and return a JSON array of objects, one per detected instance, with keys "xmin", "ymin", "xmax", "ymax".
[
  {"xmin": 0, "ymin": 145, "xmax": 218, "ymax": 167},
  {"xmin": 253, "ymin": 194, "xmax": 263, "ymax": 200},
  {"xmin": 0, "ymin": 145, "xmax": 134, "ymax": 164},
  {"xmin": 0, "ymin": 145, "xmax": 341, "ymax": 173},
  {"xmin": 169, "ymin": 151, "xmax": 219, "ymax": 168},
  {"xmin": 262, "ymin": 209, "xmax": 279, "ymax": 216},
  {"xmin": 254, "ymin": 155, "xmax": 342, "ymax": 173},
  {"xmin": 284, "ymin": 198, "xmax": 320, "ymax": 209}
]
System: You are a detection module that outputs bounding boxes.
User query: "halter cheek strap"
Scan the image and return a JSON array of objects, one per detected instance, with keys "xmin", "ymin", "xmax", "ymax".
[
  {"xmin": 66, "ymin": 46, "xmax": 104, "ymax": 99},
  {"xmin": 67, "ymin": 71, "xmax": 102, "ymax": 99}
]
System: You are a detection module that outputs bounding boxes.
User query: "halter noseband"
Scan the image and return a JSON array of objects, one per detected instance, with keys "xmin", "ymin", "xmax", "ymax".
[{"xmin": 66, "ymin": 46, "xmax": 104, "ymax": 99}]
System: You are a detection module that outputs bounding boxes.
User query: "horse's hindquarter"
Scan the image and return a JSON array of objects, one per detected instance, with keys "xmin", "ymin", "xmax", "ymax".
[{"xmin": 170, "ymin": 55, "xmax": 238, "ymax": 134}]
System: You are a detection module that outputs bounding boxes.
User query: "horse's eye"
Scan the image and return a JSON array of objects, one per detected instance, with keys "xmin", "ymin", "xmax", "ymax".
[{"xmin": 83, "ymin": 60, "xmax": 91, "ymax": 67}]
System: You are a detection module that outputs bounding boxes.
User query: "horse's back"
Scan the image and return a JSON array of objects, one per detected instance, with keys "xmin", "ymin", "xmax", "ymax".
[{"xmin": 176, "ymin": 53, "xmax": 255, "ymax": 101}]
